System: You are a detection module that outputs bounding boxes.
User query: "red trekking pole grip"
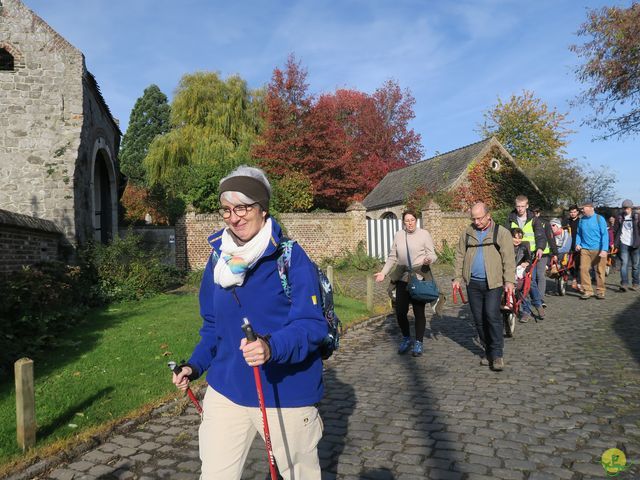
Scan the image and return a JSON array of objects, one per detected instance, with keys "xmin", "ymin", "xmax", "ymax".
[
  {"xmin": 168, "ymin": 361, "xmax": 203, "ymax": 415},
  {"xmin": 452, "ymin": 282, "xmax": 467, "ymax": 304},
  {"xmin": 242, "ymin": 318, "xmax": 278, "ymax": 480}
]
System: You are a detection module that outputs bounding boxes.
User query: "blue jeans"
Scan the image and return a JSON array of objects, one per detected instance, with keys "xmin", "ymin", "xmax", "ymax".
[
  {"xmin": 467, "ymin": 279, "xmax": 504, "ymax": 359},
  {"xmin": 528, "ymin": 262, "xmax": 543, "ymax": 307},
  {"xmin": 619, "ymin": 243, "xmax": 640, "ymax": 286}
]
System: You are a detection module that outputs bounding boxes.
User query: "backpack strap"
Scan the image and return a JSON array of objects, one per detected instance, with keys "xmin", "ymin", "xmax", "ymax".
[
  {"xmin": 465, "ymin": 223, "xmax": 501, "ymax": 253},
  {"xmin": 209, "ymin": 238, "xmax": 293, "ymax": 298},
  {"xmin": 276, "ymin": 239, "xmax": 295, "ymax": 299}
]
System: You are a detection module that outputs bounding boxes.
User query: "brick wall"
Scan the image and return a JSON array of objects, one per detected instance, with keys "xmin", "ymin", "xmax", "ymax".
[
  {"xmin": 176, "ymin": 204, "xmax": 367, "ymax": 271},
  {"xmin": 0, "ymin": 209, "xmax": 64, "ymax": 272},
  {"xmin": 422, "ymin": 202, "xmax": 469, "ymax": 251}
]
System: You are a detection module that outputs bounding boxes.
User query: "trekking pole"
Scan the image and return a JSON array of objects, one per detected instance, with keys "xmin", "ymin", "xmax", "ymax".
[
  {"xmin": 168, "ymin": 361, "xmax": 203, "ymax": 415},
  {"xmin": 241, "ymin": 318, "xmax": 278, "ymax": 480}
]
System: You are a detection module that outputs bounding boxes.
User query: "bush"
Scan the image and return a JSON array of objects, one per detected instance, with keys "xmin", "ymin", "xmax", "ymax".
[
  {"xmin": 0, "ymin": 261, "xmax": 98, "ymax": 376},
  {"xmin": 323, "ymin": 241, "xmax": 383, "ymax": 271},
  {"xmin": 82, "ymin": 233, "xmax": 183, "ymax": 302},
  {"xmin": 436, "ymin": 240, "xmax": 456, "ymax": 266}
]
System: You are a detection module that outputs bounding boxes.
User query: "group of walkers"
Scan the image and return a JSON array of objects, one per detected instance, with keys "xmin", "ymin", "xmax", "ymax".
[
  {"xmin": 170, "ymin": 163, "xmax": 639, "ymax": 478},
  {"xmin": 375, "ymin": 194, "xmax": 639, "ymax": 374}
]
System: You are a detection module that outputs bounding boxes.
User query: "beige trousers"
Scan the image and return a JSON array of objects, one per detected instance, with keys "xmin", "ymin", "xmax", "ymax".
[
  {"xmin": 198, "ymin": 387, "xmax": 323, "ymax": 480},
  {"xmin": 579, "ymin": 249, "xmax": 607, "ymax": 295}
]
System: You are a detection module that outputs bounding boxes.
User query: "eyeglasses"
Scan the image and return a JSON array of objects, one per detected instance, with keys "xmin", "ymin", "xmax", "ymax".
[
  {"xmin": 218, "ymin": 203, "xmax": 258, "ymax": 219},
  {"xmin": 471, "ymin": 213, "xmax": 488, "ymax": 222}
]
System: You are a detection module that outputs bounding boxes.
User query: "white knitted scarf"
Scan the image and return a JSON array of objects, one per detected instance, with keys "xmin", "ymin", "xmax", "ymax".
[{"xmin": 213, "ymin": 218, "xmax": 273, "ymax": 288}]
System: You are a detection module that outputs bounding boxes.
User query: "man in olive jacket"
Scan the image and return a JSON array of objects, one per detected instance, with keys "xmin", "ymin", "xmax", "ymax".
[{"xmin": 453, "ymin": 202, "xmax": 515, "ymax": 371}]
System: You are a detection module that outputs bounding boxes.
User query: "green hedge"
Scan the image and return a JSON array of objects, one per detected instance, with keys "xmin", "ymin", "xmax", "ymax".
[{"xmin": 0, "ymin": 234, "xmax": 182, "ymax": 377}]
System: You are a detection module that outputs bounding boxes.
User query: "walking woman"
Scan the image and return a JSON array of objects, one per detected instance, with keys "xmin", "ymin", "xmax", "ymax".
[
  {"xmin": 374, "ymin": 210, "xmax": 440, "ymax": 357},
  {"xmin": 172, "ymin": 165, "xmax": 327, "ymax": 479}
]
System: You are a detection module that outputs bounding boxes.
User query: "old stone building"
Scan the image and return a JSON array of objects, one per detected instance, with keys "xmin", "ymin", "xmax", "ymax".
[
  {"xmin": 0, "ymin": 0, "xmax": 121, "ymax": 246},
  {"xmin": 363, "ymin": 137, "xmax": 544, "ymax": 219}
]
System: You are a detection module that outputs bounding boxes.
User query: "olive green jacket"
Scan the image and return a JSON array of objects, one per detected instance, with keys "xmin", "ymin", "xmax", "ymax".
[{"xmin": 454, "ymin": 222, "xmax": 516, "ymax": 290}]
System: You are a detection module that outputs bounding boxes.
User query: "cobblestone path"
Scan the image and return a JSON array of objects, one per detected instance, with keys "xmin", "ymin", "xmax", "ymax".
[{"xmin": 10, "ymin": 283, "xmax": 640, "ymax": 480}]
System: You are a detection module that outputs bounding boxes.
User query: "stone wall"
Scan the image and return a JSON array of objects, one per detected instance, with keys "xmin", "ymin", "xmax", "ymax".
[
  {"xmin": 175, "ymin": 204, "xmax": 367, "ymax": 271},
  {"xmin": 0, "ymin": 208, "xmax": 65, "ymax": 272},
  {"xmin": 120, "ymin": 226, "xmax": 176, "ymax": 266},
  {"xmin": 0, "ymin": 0, "xmax": 120, "ymax": 246},
  {"xmin": 421, "ymin": 202, "xmax": 469, "ymax": 252},
  {"xmin": 0, "ymin": 0, "xmax": 84, "ymax": 241}
]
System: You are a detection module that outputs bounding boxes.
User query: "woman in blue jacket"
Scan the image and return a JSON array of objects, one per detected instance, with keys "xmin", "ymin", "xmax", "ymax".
[{"xmin": 172, "ymin": 166, "xmax": 327, "ymax": 479}]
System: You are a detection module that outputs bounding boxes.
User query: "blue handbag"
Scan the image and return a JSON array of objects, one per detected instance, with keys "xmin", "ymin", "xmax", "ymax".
[{"xmin": 405, "ymin": 232, "xmax": 440, "ymax": 303}]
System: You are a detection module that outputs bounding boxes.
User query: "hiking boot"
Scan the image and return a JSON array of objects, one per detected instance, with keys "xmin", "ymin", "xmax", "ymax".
[
  {"xmin": 519, "ymin": 313, "xmax": 531, "ymax": 323},
  {"xmin": 492, "ymin": 357, "xmax": 504, "ymax": 371},
  {"xmin": 580, "ymin": 293, "xmax": 593, "ymax": 300},
  {"xmin": 432, "ymin": 295, "xmax": 446, "ymax": 316},
  {"xmin": 412, "ymin": 340, "xmax": 423, "ymax": 357},
  {"xmin": 596, "ymin": 293, "xmax": 605, "ymax": 300},
  {"xmin": 535, "ymin": 305, "xmax": 545, "ymax": 319},
  {"xmin": 620, "ymin": 285, "xmax": 628, "ymax": 292},
  {"xmin": 398, "ymin": 336, "xmax": 412, "ymax": 354}
]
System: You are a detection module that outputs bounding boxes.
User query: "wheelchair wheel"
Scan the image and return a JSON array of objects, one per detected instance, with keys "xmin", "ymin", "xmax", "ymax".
[
  {"xmin": 503, "ymin": 312, "xmax": 515, "ymax": 338},
  {"xmin": 557, "ymin": 277, "xmax": 566, "ymax": 296}
]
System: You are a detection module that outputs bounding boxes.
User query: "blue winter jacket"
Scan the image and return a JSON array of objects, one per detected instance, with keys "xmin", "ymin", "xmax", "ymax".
[
  {"xmin": 576, "ymin": 214, "xmax": 609, "ymax": 252},
  {"xmin": 187, "ymin": 219, "xmax": 328, "ymax": 408}
]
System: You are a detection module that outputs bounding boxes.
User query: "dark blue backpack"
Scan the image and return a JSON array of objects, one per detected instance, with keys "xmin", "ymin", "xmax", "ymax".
[{"xmin": 211, "ymin": 239, "xmax": 342, "ymax": 360}]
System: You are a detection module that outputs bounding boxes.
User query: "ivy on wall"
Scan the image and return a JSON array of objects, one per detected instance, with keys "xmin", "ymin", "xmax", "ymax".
[{"xmin": 406, "ymin": 147, "xmax": 547, "ymax": 213}]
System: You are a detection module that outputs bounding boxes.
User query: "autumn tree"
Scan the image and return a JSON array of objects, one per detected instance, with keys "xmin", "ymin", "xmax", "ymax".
[
  {"xmin": 571, "ymin": 3, "xmax": 640, "ymax": 139},
  {"xmin": 478, "ymin": 90, "xmax": 580, "ymax": 205},
  {"xmin": 144, "ymin": 72, "xmax": 263, "ymax": 212},
  {"xmin": 254, "ymin": 55, "xmax": 423, "ymax": 210},
  {"xmin": 119, "ymin": 84, "xmax": 171, "ymax": 186}
]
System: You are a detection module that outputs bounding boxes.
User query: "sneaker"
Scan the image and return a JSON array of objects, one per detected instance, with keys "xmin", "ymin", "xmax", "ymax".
[
  {"xmin": 571, "ymin": 280, "xmax": 578, "ymax": 290},
  {"xmin": 596, "ymin": 293, "xmax": 605, "ymax": 300},
  {"xmin": 541, "ymin": 302, "xmax": 547, "ymax": 308},
  {"xmin": 492, "ymin": 357, "xmax": 504, "ymax": 371},
  {"xmin": 620, "ymin": 285, "xmax": 628, "ymax": 292},
  {"xmin": 535, "ymin": 306, "xmax": 545, "ymax": 318},
  {"xmin": 480, "ymin": 356, "xmax": 491, "ymax": 366},
  {"xmin": 577, "ymin": 284, "xmax": 585, "ymax": 293},
  {"xmin": 630, "ymin": 285, "xmax": 638, "ymax": 291},
  {"xmin": 398, "ymin": 336, "xmax": 412, "ymax": 354},
  {"xmin": 432, "ymin": 295, "xmax": 446, "ymax": 316},
  {"xmin": 412, "ymin": 340, "xmax": 423, "ymax": 357},
  {"xmin": 519, "ymin": 313, "xmax": 531, "ymax": 323},
  {"xmin": 580, "ymin": 293, "xmax": 593, "ymax": 300}
]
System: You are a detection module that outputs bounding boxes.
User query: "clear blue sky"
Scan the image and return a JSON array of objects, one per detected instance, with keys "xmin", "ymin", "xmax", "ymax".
[{"xmin": 25, "ymin": 0, "xmax": 639, "ymax": 204}]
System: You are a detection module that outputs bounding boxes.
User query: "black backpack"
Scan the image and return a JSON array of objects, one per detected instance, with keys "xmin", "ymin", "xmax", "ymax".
[
  {"xmin": 276, "ymin": 240, "xmax": 342, "ymax": 360},
  {"xmin": 465, "ymin": 224, "xmax": 502, "ymax": 253}
]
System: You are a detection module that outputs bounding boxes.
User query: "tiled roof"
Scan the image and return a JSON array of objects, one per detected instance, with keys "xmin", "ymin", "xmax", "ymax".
[{"xmin": 363, "ymin": 138, "xmax": 494, "ymax": 210}]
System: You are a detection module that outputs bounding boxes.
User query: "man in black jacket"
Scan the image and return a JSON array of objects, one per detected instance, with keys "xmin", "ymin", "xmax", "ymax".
[
  {"xmin": 505, "ymin": 195, "xmax": 547, "ymax": 319},
  {"xmin": 613, "ymin": 199, "xmax": 640, "ymax": 291},
  {"xmin": 562, "ymin": 205, "xmax": 581, "ymax": 291}
]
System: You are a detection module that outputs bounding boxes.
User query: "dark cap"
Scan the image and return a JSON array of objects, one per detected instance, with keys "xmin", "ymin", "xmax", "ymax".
[{"xmin": 219, "ymin": 176, "xmax": 270, "ymax": 211}]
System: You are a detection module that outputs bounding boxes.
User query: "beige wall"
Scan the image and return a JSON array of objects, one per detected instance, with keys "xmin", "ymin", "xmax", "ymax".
[
  {"xmin": 422, "ymin": 203, "xmax": 469, "ymax": 251},
  {"xmin": 176, "ymin": 204, "xmax": 367, "ymax": 271},
  {"xmin": 175, "ymin": 201, "xmax": 472, "ymax": 271}
]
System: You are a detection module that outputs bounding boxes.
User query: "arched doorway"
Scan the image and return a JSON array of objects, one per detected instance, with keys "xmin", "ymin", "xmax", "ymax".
[{"xmin": 91, "ymin": 138, "xmax": 117, "ymax": 243}]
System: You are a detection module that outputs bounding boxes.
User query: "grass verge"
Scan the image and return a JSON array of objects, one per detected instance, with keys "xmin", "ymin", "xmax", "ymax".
[{"xmin": 0, "ymin": 291, "xmax": 369, "ymax": 472}]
